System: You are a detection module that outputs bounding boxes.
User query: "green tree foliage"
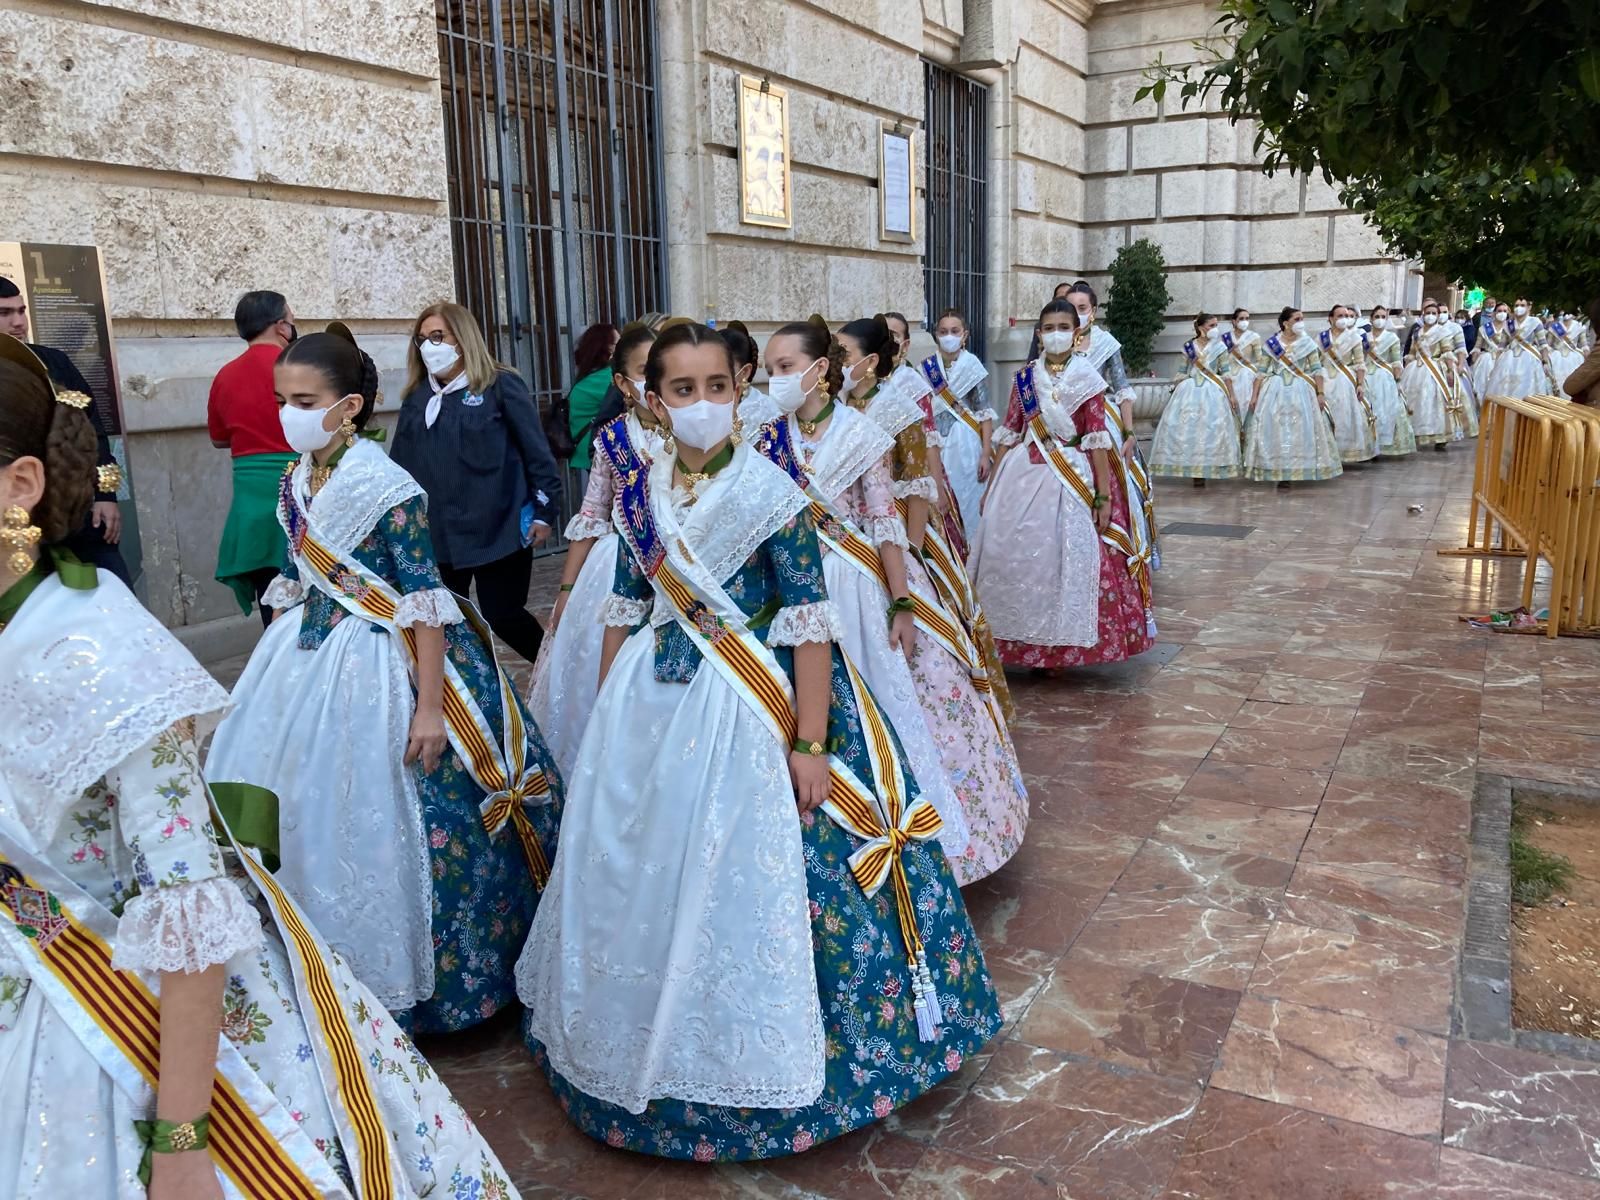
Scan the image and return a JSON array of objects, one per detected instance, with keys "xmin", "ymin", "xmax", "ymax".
[
  {"xmin": 1139, "ymin": 0, "xmax": 1600, "ymax": 308},
  {"xmin": 1104, "ymin": 239, "xmax": 1172, "ymax": 376}
]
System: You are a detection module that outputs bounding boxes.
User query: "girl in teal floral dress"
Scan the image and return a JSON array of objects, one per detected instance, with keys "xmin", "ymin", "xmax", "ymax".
[
  {"xmin": 209, "ymin": 327, "xmax": 562, "ymax": 1035},
  {"xmin": 516, "ymin": 322, "xmax": 1000, "ymax": 1160}
]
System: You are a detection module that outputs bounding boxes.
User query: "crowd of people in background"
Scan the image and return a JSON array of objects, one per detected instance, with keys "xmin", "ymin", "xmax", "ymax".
[{"xmin": 1148, "ymin": 295, "xmax": 1600, "ymax": 489}]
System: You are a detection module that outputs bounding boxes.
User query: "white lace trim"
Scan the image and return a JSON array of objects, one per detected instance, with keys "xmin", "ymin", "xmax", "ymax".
[
  {"xmin": 945, "ymin": 349, "xmax": 990, "ymax": 402},
  {"xmin": 563, "ymin": 513, "xmax": 612, "ymax": 542},
  {"xmin": 1113, "ymin": 385, "xmax": 1136, "ymax": 404},
  {"xmin": 284, "ymin": 439, "xmax": 423, "ymax": 560},
  {"xmin": 603, "ymin": 594, "xmax": 651, "ymax": 627},
  {"xmin": 862, "ymin": 515, "xmax": 910, "ymax": 548},
  {"xmin": 971, "ymin": 407, "xmax": 998, "ymax": 424},
  {"xmin": 0, "ymin": 575, "xmax": 232, "ymax": 846},
  {"xmin": 891, "ymin": 477, "xmax": 940, "ymax": 503},
  {"xmin": 111, "ymin": 876, "xmax": 264, "ymax": 974},
  {"xmin": 766, "ymin": 600, "xmax": 844, "ymax": 646},
  {"xmin": 925, "ymin": 429, "xmax": 945, "ymax": 448},
  {"xmin": 1079, "ymin": 430, "xmax": 1116, "ymax": 451},
  {"xmin": 993, "ymin": 426, "xmax": 1022, "ymax": 448},
  {"xmin": 794, "ymin": 407, "xmax": 895, "ymax": 508},
  {"xmin": 671, "ymin": 444, "xmax": 812, "ymax": 587},
  {"xmin": 888, "ymin": 362, "xmax": 933, "ymax": 405},
  {"xmin": 1082, "ymin": 325, "xmax": 1123, "ymax": 374},
  {"xmin": 862, "ymin": 384, "xmax": 926, "ymax": 440},
  {"xmin": 393, "ymin": 587, "xmax": 464, "ymax": 629},
  {"xmin": 260, "ymin": 575, "xmax": 303, "ymax": 610}
]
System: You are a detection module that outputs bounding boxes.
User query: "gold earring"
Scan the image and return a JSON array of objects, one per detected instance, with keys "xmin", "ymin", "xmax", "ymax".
[
  {"xmin": 2, "ymin": 505, "xmax": 41, "ymax": 576},
  {"xmin": 816, "ymin": 375, "xmax": 831, "ymax": 399},
  {"xmin": 340, "ymin": 416, "xmax": 357, "ymax": 447},
  {"xmin": 730, "ymin": 412, "xmax": 745, "ymax": 447},
  {"xmin": 662, "ymin": 428, "xmax": 677, "ymax": 457}
]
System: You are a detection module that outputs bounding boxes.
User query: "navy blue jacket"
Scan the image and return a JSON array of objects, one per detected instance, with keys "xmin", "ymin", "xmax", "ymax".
[{"xmin": 390, "ymin": 368, "xmax": 563, "ymax": 571}]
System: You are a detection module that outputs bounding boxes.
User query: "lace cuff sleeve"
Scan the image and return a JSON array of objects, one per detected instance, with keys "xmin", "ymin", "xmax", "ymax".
[
  {"xmin": 112, "ymin": 877, "xmax": 263, "ymax": 974},
  {"xmin": 891, "ymin": 477, "xmax": 941, "ymax": 503},
  {"xmin": 861, "ymin": 514, "xmax": 910, "ymax": 548},
  {"xmin": 766, "ymin": 600, "xmax": 844, "ymax": 646},
  {"xmin": 563, "ymin": 512, "xmax": 613, "ymax": 541},
  {"xmin": 602, "ymin": 593, "xmax": 651, "ymax": 627},
  {"xmin": 1113, "ymin": 386, "xmax": 1136, "ymax": 405},
  {"xmin": 260, "ymin": 575, "xmax": 303, "ymax": 609},
  {"xmin": 1078, "ymin": 430, "xmax": 1116, "ymax": 451},
  {"xmin": 971, "ymin": 407, "xmax": 998, "ymax": 424},
  {"xmin": 394, "ymin": 587, "xmax": 465, "ymax": 629},
  {"xmin": 924, "ymin": 428, "xmax": 944, "ymax": 448},
  {"xmin": 992, "ymin": 427, "xmax": 1022, "ymax": 448}
]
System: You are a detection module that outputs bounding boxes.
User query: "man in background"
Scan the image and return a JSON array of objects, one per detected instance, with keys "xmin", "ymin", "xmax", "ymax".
[
  {"xmin": 0, "ymin": 276, "xmax": 132, "ymax": 583},
  {"xmin": 208, "ymin": 290, "xmax": 298, "ymax": 627}
]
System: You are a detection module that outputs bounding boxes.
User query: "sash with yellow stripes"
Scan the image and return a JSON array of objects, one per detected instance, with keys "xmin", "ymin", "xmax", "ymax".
[
  {"xmin": 1320, "ymin": 330, "xmax": 1378, "ymax": 437},
  {"xmin": 0, "ymin": 819, "xmax": 359, "ymax": 1199},
  {"xmin": 1016, "ymin": 369, "xmax": 1142, "ymax": 571},
  {"xmin": 1266, "ymin": 334, "xmax": 1336, "ymax": 430},
  {"xmin": 752, "ymin": 419, "xmax": 999, "ymax": 720},
  {"xmin": 921, "ymin": 355, "xmax": 985, "ymax": 438},
  {"xmin": 1186, "ymin": 340, "xmax": 1238, "ymax": 422},
  {"xmin": 1101, "ymin": 394, "xmax": 1159, "ymax": 589},
  {"xmin": 1417, "ymin": 342, "xmax": 1468, "ymax": 437},
  {"xmin": 616, "ymin": 452, "xmax": 948, "ymax": 1040},
  {"xmin": 281, "ymin": 488, "xmax": 552, "ymax": 889}
]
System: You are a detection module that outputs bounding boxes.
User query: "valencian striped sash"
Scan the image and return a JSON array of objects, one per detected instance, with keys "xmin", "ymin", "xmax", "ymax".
[
  {"xmin": 281, "ymin": 489, "xmax": 551, "ymax": 889},
  {"xmin": 615, "ymin": 452, "xmax": 947, "ymax": 1039},
  {"xmin": 1016, "ymin": 369, "xmax": 1140, "ymax": 570},
  {"xmin": 753, "ymin": 419, "xmax": 999, "ymax": 718},
  {"xmin": 1266, "ymin": 334, "xmax": 1336, "ymax": 430},
  {"xmin": 921, "ymin": 355, "xmax": 985, "ymax": 437},
  {"xmin": 1417, "ymin": 341, "xmax": 1468, "ymax": 436},
  {"xmin": 0, "ymin": 824, "xmax": 354, "ymax": 1199},
  {"xmin": 1319, "ymin": 330, "xmax": 1378, "ymax": 436}
]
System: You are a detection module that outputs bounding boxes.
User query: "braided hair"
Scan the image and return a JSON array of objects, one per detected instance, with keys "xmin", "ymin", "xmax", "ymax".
[{"xmin": 0, "ymin": 343, "xmax": 98, "ymax": 544}]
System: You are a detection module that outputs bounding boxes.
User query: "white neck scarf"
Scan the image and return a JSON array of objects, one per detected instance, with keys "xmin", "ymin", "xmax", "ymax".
[{"xmin": 425, "ymin": 371, "xmax": 469, "ymax": 429}]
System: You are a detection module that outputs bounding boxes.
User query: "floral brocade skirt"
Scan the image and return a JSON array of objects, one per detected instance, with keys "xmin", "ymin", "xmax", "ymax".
[{"xmin": 522, "ymin": 813, "xmax": 1002, "ymax": 1161}]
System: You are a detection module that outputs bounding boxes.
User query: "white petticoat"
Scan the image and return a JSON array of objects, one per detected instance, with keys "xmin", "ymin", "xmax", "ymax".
[
  {"xmin": 206, "ymin": 612, "xmax": 435, "ymax": 1012},
  {"xmin": 941, "ymin": 418, "xmax": 987, "ymax": 537},
  {"xmin": 1323, "ymin": 370, "xmax": 1378, "ymax": 462},
  {"xmin": 516, "ymin": 627, "xmax": 824, "ymax": 1114},
  {"xmin": 968, "ymin": 447, "xmax": 1100, "ymax": 647},
  {"xmin": 527, "ymin": 531, "xmax": 619, "ymax": 780}
]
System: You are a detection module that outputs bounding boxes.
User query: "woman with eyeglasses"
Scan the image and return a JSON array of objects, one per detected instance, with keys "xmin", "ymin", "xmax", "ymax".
[{"xmin": 390, "ymin": 302, "xmax": 562, "ymax": 664}]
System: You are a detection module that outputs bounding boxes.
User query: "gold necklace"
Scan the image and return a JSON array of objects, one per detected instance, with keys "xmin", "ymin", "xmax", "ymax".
[{"xmin": 797, "ymin": 398, "xmax": 835, "ymax": 437}]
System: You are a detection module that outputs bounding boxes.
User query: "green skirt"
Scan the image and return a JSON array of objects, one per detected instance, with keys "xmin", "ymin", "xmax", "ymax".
[{"xmin": 216, "ymin": 452, "xmax": 297, "ymax": 613}]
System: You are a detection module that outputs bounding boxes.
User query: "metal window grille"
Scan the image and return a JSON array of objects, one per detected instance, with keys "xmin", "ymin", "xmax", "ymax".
[
  {"xmin": 923, "ymin": 61, "xmax": 989, "ymax": 361},
  {"xmin": 436, "ymin": 0, "xmax": 668, "ymax": 538}
]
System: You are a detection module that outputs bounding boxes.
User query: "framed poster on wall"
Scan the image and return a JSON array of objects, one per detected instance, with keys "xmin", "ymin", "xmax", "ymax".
[
  {"xmin": 880, "ymin": 125, "xmax": 915, "ymax": 243},
  {"xmin": 0, "ymin": 241, "xmax": 142, "ymax": 583},
  {"xmin": 738, "ymin": 75, "xmax": 793, "ymax": 229}
]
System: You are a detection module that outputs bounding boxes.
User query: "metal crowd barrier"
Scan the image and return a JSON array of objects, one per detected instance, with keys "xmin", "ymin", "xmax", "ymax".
[{"xmin": 1440, "ymin": 393, "xmax": 1599, "ymax": 638}]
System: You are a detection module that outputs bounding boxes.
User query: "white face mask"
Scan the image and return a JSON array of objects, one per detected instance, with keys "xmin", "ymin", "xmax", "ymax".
[
  {"xmin": 1040, "ymin": 329, "xmax": 1075, "ymax": 355},
  {"xmin": 767, "ymin": 360, "xmax": 822, "ymax": 414},
  {"xmin": 665, "ymin": 397, "xmax": 735, "ymax": 452},
  {"xmin": 1074, "ymin": 308, "xmax": 1093, "ymax": 326},
  {"xmin": 937, "ymin": 333, "xmax": 963, "ymax": 354},
  {"xmin": 279, "ymin": 402, "xmax": 345, "ymax": 455},
  {"xmin": 1424, "ymin": 313, "xmax": 1438, "ymax": 325},
  {"xmin": 1234, "ymin": 318, "xmax": 1250, "ymax": 330},
  {"xmin": 419, "ymin": 339, "xmax": 460, "ymax": 377},
  {"xmin": 1291, "ymin": 321, "xmax": 1307, "ymax": 336},
  {"xmin": 1205, "ymin": 326, "xmax": 1222, "ymax": 340},
  {"xmin": 626, "ymin": 377, "xmax": 647, "ymax": 404},
  {"xmin": 1514, "ymin": 305, "xmax": 1528, "ymax": 317},
  {"xmin": 1494, "ymin": 312, "xmax": 1507, "ymax": 324},
  {"xmin": 1336, "ymin": 316, "xmax": 1355, "ymax": 330}
]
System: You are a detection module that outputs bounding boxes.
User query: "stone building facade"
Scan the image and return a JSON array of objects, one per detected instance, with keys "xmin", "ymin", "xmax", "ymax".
[{"xmin": 3, "ymin": 0, "xmax": 1418, "ymax": 646}]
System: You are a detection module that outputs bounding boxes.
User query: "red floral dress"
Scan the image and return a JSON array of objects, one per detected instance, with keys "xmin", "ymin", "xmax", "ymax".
[{"xmin": 992, "ymin": 387, "xmax": 1155, "ymax": 669}]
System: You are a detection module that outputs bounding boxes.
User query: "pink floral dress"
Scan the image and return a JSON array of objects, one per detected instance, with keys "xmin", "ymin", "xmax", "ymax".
[{"xmin": 992, "ymin": 387, "xmax": 1155, "ymax": 669}]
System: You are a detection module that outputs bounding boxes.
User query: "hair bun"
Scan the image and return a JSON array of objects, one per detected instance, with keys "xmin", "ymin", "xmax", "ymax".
[
  {"xmin": 726, "ymin": 319, "xmax": 750, "ymax": 336},
  {"xmin": 325, "ymin": 320, "xmax": 359, "ymax": 349},
  {"xmin": 807, "ymin": 313, "xmax": 830, "ymax": 335}
]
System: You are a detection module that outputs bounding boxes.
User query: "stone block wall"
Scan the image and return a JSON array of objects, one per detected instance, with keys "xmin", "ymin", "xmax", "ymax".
[
  {"xmin": 0, "ymin": 0, "xmax": 449, "ymax": 638},
  {"xmin": 1077, "ymin": 0, "xmax": 1422, "ymax": 379}
]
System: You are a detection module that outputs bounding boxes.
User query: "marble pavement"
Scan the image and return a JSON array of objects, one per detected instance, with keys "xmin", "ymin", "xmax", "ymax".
[{"xmin": 338, "ymin": 446, "xmax": 1600, "ymax": 1197}]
